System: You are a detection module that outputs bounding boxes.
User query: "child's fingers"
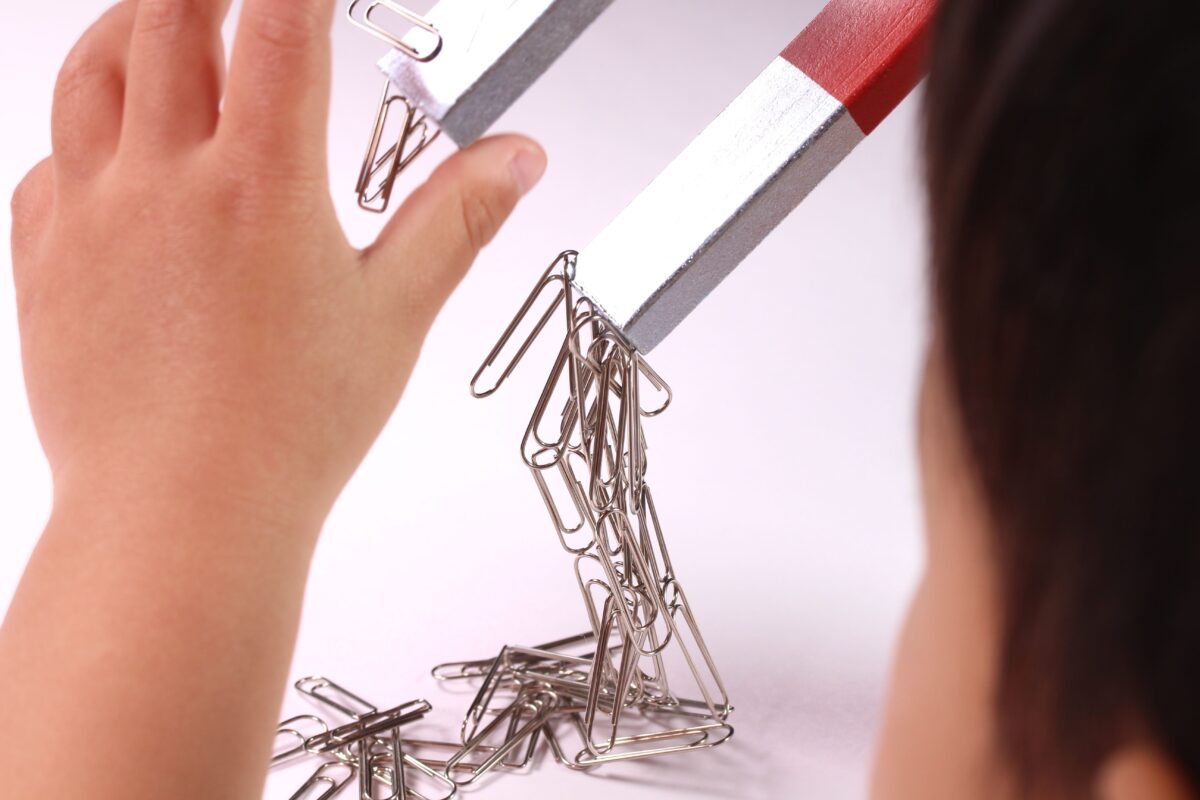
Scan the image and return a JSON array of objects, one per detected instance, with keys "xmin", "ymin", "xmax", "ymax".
[
  {"xmin": 123, "ymin": 0, "xmax": 233, "ymax": 150},
  {"xmin": 51, "ymin": 0, "xmax": 137, "ymax": 183},
  {"xmin": 362, "ymin": 135, "xmax": 547, "ymax": 328},
  {"xmin": 10, "ymin": 157, "xmax": 55, "ymax": 278},
  {"xmin": 218, "ymin": 0, "xmax": 336, "ymax": 172}
]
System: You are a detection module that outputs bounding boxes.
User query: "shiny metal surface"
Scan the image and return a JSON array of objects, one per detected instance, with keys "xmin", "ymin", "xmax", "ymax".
[
  {"xmin": 378, "ymin": 0, "xmax": 615, "ymax": 146},
  {"xmin": 354, "ymin": 79, "xmax": 441, "ymax": 214},
  {"xmin": 572, "ymin": 58, "xmax": 866, "ymax": 353},
  {"xmin": 348, "ymin": 0, "xmax": 444, "ymax": 61}
]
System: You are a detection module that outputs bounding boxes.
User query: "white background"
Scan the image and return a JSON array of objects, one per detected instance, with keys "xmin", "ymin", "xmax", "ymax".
[{"xmin": 0, "ymin": 1, "xmax": 928, "ymax": 797}]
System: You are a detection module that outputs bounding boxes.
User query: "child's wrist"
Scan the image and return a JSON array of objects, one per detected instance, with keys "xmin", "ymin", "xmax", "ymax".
[{"xmin": 49, "ymin": 438, "xmax": 330, "ymax": 549}]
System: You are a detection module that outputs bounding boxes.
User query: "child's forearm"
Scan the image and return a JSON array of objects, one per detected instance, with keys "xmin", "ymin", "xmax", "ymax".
[{"xmin": 0, "ymin": 467, "xmax": 321, "ymax": 798}]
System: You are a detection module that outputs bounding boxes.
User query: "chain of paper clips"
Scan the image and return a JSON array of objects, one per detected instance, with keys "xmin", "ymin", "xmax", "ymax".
[
  {"xmin": 271, "ymin": 251, "xmax": 731, "ymax": 798},
  {"xmin": 347, "ymin": 0, "xmax": 443, "ymax": 213}
]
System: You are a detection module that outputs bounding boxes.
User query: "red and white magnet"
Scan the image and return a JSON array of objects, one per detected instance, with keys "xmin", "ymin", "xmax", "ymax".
[{"xmin": 573, "ymin": 0, "xmax": 936, "ymax": 353}]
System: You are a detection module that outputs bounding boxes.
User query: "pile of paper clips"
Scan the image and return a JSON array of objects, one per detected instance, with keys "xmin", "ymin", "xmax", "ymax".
[{"xmin": 271, "ymin": 252, "xmax": 731, "ymax": 798}]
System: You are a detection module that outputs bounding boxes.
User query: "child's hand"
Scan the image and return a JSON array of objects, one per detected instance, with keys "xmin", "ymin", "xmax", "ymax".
[
  {"xmin": 10, "ymin": 0, "xmax": 545, "ymax": 528},
  {"xmin": 2, "ymin": 1, "xmax": 544, "ymax": 796}
]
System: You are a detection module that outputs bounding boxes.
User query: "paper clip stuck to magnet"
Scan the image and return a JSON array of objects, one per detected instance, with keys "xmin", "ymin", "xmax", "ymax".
[
  {"xmin": 273, "ymin": 1, "xmax": 937, "ymax": 796},
  {"xmin": 356, "ymin": 79, "xmax": 441, "ymax": 213},
  {"xmin": 347, "ymin": 0, "xmax": 442, "ymax": 61},
  {"xmin": 348, "ymin": 0, "xmax": 614, "ymax": 210}
]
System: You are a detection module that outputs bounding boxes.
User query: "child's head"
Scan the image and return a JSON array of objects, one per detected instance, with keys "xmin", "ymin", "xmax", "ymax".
[{"xmin": 875, "ymin": 1, "xmax": 1200, "ymax": 798}]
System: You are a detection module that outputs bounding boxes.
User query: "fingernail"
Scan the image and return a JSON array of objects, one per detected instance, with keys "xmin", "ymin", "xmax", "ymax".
[{"xmin": 510, "ymin": 147, "xmax": 547, "ymax": 195}]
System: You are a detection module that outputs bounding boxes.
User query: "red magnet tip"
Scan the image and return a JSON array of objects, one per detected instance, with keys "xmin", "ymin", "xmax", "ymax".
[{"xmin": 781, "ymin": 0, "xmax": 937, "ymax": 135}]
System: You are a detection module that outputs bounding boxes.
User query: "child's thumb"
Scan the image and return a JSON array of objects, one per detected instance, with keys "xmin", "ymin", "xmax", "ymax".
[{"xmin": 364, "ymin": 134, "xmax": 546, "ymax": 322}]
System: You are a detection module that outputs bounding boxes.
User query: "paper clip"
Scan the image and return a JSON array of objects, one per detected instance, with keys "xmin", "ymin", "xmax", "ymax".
[
  {"xmin": 393, "ymin": 751, "xmax": 458, "ymax": 800},
  {"xmin": 430, "ymin": 631, "xmax": 595, "ymax": 682},
  {"xmin": 469, "ymin": 253, "xmax": 572, "ymax": 399},
  {"xmin": 276, "ymin": 1, "xmax": 937, "ymax": 792},
  {"xmin": 356, "ymin": 79, "xmax": 441, "ymax": 213},
  {"xmin": 304, "ymin": 699, "xmax": 432, "ymax": 753},
  {"xmin": 289, "ymin": 762, "xmax": 355, "ymax": 800},
  {"xmin": 529, "ymin": 456, "xmax": 594, "ymax": 555},
  {"xmin": 347, "ymin": 0, "xmax": 442, "ymax": 62},
  {"xmin": 273, "ymin": 715, "xmax": 330, "ymax": 767},
  {"xmin": 295, "ymin": 676, "xmax": 377, "ymax": 720},
  {"xmin": 348, "ymin": 0, "xmax": 613, "ymax": 208},
  {"xmin": 445, "ymin": 689, "xmax": 558, "ymax": 786},
  {"xmin": 376, "ymin": 0, "xmax": 615, "ymax": 147},
  {"xmin": 358, "ymin": 727, "xmax": 404, "ymax": 800}
]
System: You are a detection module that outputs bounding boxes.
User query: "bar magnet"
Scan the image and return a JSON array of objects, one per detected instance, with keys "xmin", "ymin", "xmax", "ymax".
[
  {"xmin": 378, "ymin": 0, "xmax": 615, "ymax": 147},
  {"xmin": 571, "ymin": 0, "xmax": 936, "ymax": 352}
]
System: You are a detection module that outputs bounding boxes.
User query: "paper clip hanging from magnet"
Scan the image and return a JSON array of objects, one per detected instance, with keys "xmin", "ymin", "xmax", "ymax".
[
  {"xmin": 347, "ymin": 0, "xmax": 615, "ymax": 211},
  {"xmin": 272, "ymin": 0, "xmax": 937, "ymax": 793},
  {"xmin": 348, "ymin": 0, "xmax": 443, "ymax": 213},
  {"xmin": 356, "ymin": 79, "xmax": 441, "ymax": 213},
  {"xmin": 347, "ymin": 0, "xmax": 443, "ymax": 61}
]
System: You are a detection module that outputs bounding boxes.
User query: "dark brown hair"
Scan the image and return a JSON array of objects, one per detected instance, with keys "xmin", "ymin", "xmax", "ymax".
[{"xmin": 924, "ymin": 0, "xmax": 1200, "ymax": 795}]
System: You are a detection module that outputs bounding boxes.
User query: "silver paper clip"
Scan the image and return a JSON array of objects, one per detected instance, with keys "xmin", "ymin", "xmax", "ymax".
[
  {"xmin": 304, "ymin": 699, "xmax": 432, "ymax": 754},
  {"xmin": 347, "ymin": 0, "xmax": 443, "ymax": 62},
  {"xmin": 348, "ymin": 0, "xmax": 613, "ymax": 210},
  {"xmin": 273, "ymin": 715, "xmax": 330, "ymax": 767},
  {"xmin": 295, "ymin": 675, "xmax": 378, "ymax": 720},
  {"xmin": 290, "ymin": 762, "xmax": 356, "ymax": 800},
  {"xmin": 356, "ymin": 79, "xmax": 441, "ymax": 214}
]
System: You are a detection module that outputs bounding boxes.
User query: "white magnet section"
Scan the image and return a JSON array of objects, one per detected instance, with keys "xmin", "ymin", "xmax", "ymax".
[
  {"xmin": 379, "ymin": 0, "xmax": 613, "ymax": 146},
  {"xmin": 572, "ymin": 58, "xmax": 866, "ymax": 353}
]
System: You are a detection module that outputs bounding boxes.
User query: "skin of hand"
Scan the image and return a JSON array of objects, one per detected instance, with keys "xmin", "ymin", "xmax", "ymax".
[{"xmin": 1, "ymin": 0, "xmax": 545, "ymax": 796}]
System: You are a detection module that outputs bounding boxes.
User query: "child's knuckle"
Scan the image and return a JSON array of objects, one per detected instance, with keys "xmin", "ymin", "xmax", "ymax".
[
  {"xmin": 54, "ymin": 47, "xmax": 105, "ymax": 104},
  {"xmin": 459, "ymin": 192, "xmax": 501, "ymax": 253},
  {"xmin": 213, "ymin": 170, "xmax": 268, "ymax": 222},
  {"xmin": 245, "ymin": 1, "xmax": 323, "ymax": 52},
  {"xmin": 10, "ymin": 167, "xmax": 46, "ymax": 221},
  {"xmin": 216, "ymin": 149, "xmax": 302, "ymax": 201},
  {"xmin": 134, "ymin": 0, "xmax": 194, "ymax": 39},
  {"xmin": 213, "ymin": 159, "xmax": 306, "ymax": 225},
  {"xmin": 10, "ymin": 176, "xmax": 33, "ymax": 217}
]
